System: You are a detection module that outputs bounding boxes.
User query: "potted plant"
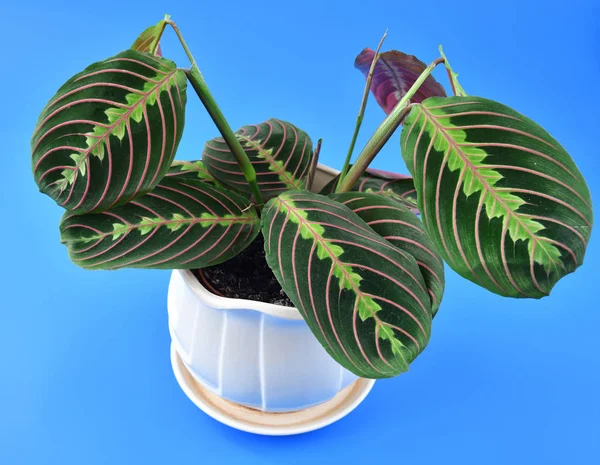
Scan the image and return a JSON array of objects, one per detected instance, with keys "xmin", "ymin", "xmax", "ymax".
[{"xmin": 31, "ymin": 16, "xmax": 593, "ymax": 435}]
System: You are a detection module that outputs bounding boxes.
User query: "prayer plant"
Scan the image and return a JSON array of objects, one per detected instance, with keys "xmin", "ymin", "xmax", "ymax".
[{"xmin": 31, "ymin": 16, "xmax": 593, "ymax": 379}]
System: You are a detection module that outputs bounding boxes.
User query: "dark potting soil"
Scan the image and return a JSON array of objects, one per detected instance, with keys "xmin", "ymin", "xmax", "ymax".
[{"xmin": 194, "ymin": 236, "xmax": 294, "ymax": 307}]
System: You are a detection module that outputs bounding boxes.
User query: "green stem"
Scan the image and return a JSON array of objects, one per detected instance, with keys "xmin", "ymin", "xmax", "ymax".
[
  {"xmin": 336, "ymin": 57, "xmax": 445, "ymax": 193},
  {"xmin": 337, "ymin": 30, "xmax": 387, "ymax": 187},
  {"xmin": 184, "ymin": 67, "xmax": 263, "ymax": 206},
  {"xmin": 165, "ymin": 19, "xmax": 195, "ymax": 65},
  {"xmin": 165, "ymin": 19, "xmax": 264, "ymax": 208}
]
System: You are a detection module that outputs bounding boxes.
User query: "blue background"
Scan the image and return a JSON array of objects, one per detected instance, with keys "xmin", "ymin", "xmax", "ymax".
[{"xmin": 2, "ymin": 0, "xmax": 599, "ymax": 463}]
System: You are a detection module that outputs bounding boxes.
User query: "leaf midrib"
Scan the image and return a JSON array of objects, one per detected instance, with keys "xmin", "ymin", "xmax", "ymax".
[
  {"xmin": 277, "ymin": 197, "xmax": 395, "ymax": 332},
  {"xmin": 64, "ymin": 214, "xmax": 254, "ymax": 243},
  {"xmin": 170, "ymin": 161, "xmax": 215, "ymax": 180},
  {"xmin": 69, "ymin": 70, "xmax": 179, "ymax": 177},
  {"xmin": 238, "ymin": 135, "xmax": 302, "ymax": 189}
]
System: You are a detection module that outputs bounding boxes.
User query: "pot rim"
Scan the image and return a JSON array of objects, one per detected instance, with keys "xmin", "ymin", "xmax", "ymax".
[
  {"xmin": 177, "ymin": 269, "xmax": 301, "ymax": 320},
  {"xmin": 178, "ymin": 163, "xmax": 340, "ymax": 321}
]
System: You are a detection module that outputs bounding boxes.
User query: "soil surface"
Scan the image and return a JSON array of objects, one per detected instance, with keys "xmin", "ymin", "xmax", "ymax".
[{"xmin": 194, "ymin": 236, "xmax": 294, "ymax": 307}]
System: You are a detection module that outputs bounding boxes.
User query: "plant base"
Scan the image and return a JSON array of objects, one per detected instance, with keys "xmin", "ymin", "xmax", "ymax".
[{"xmin": 170, "ymin": 343, "xmax": 375, "ymax": 436}]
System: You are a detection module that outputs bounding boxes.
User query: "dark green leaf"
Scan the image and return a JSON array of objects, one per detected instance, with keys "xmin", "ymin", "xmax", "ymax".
[
  {"xmin": 261, "ymin": 191, "xmax": 432, "ymax": 379},
  {"xmin": 60, "ymin": 178, "xmax": 259, "ymax": 270},
  {"xmin": 401, "ymin": 96, "xmax": 593, "ymax": 298},
  {"xmin": 330, "ymin": 192, "xmax": 445, "ymax": 315},
  {"xmin": 202, "ymin": 118, "xmax": 313, "ymax": 199},
  {"xmin": 32, "ymin": 50, "xmax": 187, "ymax": 214}
]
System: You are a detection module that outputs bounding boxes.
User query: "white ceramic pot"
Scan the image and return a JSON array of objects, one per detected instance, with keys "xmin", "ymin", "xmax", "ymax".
[{"xmin": 167, "ymin": 165, "xmax": 374, "ymax": 420}]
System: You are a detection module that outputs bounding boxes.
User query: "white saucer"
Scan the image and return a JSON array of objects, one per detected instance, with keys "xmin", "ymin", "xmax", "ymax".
[{"xmin": 170, "ymin": 343, "xmax": 375, "ymax": 436}]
